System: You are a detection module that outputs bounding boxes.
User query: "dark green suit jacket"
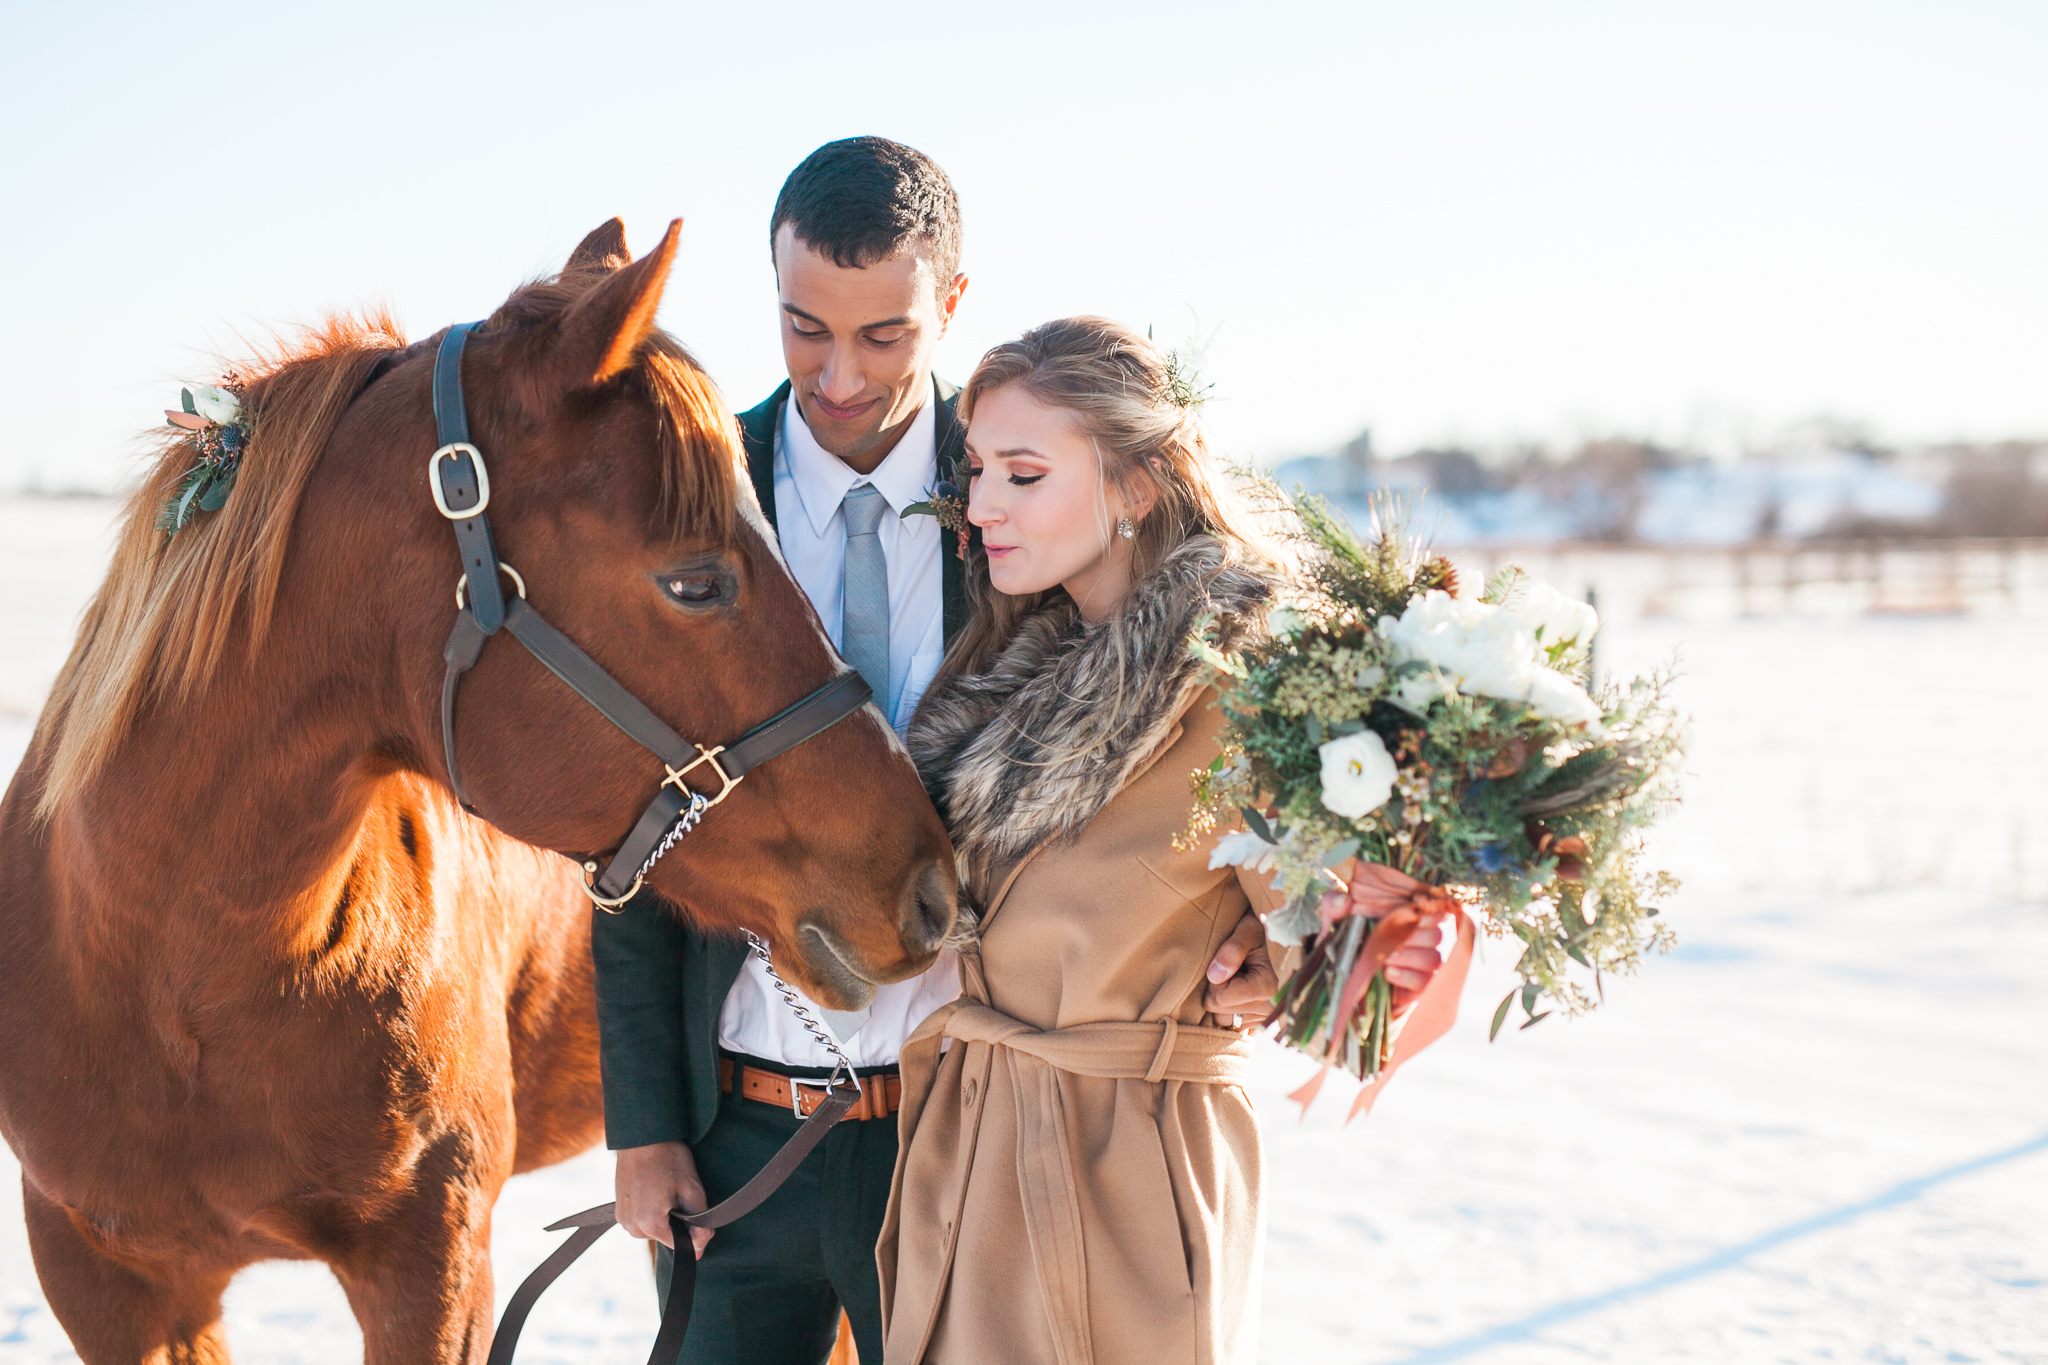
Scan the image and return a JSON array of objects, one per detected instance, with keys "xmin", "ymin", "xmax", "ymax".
[{"xmin": 592, "ymin": 377, "xmax": 968, "ymax": 1149}]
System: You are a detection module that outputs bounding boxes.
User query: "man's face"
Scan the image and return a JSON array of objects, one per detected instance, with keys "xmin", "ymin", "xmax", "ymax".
[{"xmin": 774, "ymin": 223, "xmax": 967, "ymax": 473}]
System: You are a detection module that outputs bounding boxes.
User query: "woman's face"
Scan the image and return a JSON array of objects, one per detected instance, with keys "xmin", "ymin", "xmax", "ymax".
[{"xmin": 964, "ymin": 384, "xmax": 1146, "ymax": 619}]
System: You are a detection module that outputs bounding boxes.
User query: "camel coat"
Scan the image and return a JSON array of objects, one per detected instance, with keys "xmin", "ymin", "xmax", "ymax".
[{"xmin": 878, "ymin": 687, "xmax": 1282, "ymax": 1365}]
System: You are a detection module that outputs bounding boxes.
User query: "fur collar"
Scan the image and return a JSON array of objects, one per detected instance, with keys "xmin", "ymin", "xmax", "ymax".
[{"xmin": 908, "ymin": 535, "xmax": 1274, "ymax": 879}]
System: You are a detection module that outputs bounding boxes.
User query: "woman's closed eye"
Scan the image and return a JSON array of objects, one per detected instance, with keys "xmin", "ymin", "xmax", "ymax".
[{"xmin": 1007, "ymin": 472, "xmax": 1045, "ymax": 486}]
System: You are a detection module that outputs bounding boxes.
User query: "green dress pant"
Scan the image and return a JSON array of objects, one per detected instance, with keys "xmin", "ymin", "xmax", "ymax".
[{"xmin": 654, "ymin": 1063, "xmax": 900, "ymax": 1365}]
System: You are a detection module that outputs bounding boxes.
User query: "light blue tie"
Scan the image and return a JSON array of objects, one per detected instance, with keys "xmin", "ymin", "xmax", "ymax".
[{"xmin": 840, "ymin": 484, "xmax": 892, "ymax": 717}]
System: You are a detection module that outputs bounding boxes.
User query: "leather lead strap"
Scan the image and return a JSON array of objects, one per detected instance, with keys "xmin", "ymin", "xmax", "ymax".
[{"xmin": 484, "ymin": 1083, "xmax": 858, "ymax": 1365}]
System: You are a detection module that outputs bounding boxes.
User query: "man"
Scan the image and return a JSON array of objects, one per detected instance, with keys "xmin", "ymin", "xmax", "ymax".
[{"xmin": 593, "ymin": 136, "xmax": 1276, "ymax": 1365}]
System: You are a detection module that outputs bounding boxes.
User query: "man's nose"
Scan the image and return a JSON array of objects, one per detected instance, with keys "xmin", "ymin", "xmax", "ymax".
[{"xmin": 818, "ymin": 348, "xmax": 866, "ymax": 404}]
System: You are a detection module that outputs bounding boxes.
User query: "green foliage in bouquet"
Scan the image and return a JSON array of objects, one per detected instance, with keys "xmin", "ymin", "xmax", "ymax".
[{"xmin": 1185, "ymin": 483, "xmax": 1684, "ymax": 1077}]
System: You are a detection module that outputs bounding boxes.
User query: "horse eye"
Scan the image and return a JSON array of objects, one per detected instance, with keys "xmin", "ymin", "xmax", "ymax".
[{"xmin": 667, "ymin": 576, "xmax": 723, "ymax": 604}]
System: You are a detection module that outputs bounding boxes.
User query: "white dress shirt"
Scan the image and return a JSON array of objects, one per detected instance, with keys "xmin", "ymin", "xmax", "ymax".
[{"xmin": 718, "ymin": 391, "xmax": 961, "ymax": 1068}]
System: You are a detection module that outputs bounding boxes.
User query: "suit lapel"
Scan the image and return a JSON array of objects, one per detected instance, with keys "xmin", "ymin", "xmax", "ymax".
[
  {"xmin": 933, "ymin": 376, "xmax": 969, "ymax": 647},
  {"xmin": 739, "ymin": 380, "xmax": 789, "ymax": 535}
]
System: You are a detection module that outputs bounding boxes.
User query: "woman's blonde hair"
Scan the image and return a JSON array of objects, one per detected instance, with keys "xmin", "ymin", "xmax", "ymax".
[{"xmin": 935, "ymin": 315, "xmax": 1279, "ymax": 687}]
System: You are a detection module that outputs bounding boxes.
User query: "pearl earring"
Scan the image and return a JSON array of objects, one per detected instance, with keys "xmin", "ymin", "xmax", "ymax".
[{"xmin": 1116, "ymin": 516, "xmax": 1135, "ymax": 540}]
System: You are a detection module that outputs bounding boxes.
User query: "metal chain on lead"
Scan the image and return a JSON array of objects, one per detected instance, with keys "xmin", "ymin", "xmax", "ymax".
[
  {"xmin": 635, "ymin": 791, "xmax": 712, "ymax": 883},
  {"xmin": 743, "ymin": 930, "xmax": 862, "ymax": 1095}
]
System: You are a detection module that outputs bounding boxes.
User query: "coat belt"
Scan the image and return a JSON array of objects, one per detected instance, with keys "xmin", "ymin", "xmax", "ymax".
[{"xmin": 905, "ymin": 1000, "xmax": 1254, "ymax": 1365}]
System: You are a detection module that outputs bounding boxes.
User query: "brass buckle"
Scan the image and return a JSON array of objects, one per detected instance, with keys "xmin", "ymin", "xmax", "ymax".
[
  {"xmin": 429, "ymin": 443, "xmax": 490, "ymax": 518},
  {"xmin": 580, "ymin": 860, "xmax": 643, "ymax": 912},
  {"xmin": 663, "ymin": 745, "xmax": 741, "ymax": 808}
]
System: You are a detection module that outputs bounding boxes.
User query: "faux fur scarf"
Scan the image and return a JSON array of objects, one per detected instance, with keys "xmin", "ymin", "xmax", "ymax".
[{"xmin": 908, "ymin": 535, "xmax": 1275, "ymax": 880}]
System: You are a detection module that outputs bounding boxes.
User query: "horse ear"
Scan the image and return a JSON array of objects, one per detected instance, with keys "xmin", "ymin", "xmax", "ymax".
[
  {"xmin": 553, "ymin": 218, "xmax": 681, "ymax": 389},
  {"xmin": 564, "ymin": 218, "xmax": 632, "ymax": 276}
]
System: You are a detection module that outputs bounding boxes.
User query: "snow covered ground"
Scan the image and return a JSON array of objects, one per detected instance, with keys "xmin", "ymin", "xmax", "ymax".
[{"xmin": 2, "ymin": 495, "xmax": 2043, "ymax": 1363}]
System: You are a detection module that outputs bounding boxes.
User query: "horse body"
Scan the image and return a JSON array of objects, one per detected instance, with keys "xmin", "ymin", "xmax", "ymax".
[{"xmin": 0, "ymin": 221, "xmax": 955, "ymax": 1361}]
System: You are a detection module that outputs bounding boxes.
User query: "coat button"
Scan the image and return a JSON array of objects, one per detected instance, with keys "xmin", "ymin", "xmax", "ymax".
[{"xmin": 962, "ymin": 1078, "xmax": 978, "ymax": 1106}]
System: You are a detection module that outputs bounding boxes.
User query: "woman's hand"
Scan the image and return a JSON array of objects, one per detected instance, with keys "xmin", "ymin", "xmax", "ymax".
[
  {"xmin": 615, "ymin": 1140, "xmax": 713, "ymax": 1259},
  {"xmin": 1384, "ymin": 915, "xmax": 1449, "ymax": 1009},
  {"xmin": 1204, "ymin": 909, "xmax": 1278, "ymax": 1030}
]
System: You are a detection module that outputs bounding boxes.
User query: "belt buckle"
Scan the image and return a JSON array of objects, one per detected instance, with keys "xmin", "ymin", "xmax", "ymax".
[{"xmin": 791, "ymin": 1080, "xmax": 818, "ymax": 1117}]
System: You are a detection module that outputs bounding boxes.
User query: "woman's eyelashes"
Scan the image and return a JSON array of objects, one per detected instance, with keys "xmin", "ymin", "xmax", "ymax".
[{"xmin": 1008, "ymin": 472, "xmax": 1045, "ymax": 486}]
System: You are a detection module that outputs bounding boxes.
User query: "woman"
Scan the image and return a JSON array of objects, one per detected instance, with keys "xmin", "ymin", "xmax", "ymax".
[{"xmin": 876, "ymin": 318, "xmax": 1450, "ymax": 1364}]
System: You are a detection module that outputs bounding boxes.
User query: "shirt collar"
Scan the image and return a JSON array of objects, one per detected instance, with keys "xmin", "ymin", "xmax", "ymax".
[{"xmin": 782, "ymin": 389, "xmax": 939, "ymax": 539}]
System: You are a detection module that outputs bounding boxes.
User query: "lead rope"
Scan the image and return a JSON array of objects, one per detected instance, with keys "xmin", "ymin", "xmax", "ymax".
[{"xmin": 486, "ymin": 938, "xmax": 866, "ymax": 1365}]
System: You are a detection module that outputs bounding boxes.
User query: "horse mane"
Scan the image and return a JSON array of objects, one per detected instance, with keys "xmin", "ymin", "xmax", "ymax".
[{"xmin": 38, "ymin": 277, "xmax": 742, "ymax": 821}]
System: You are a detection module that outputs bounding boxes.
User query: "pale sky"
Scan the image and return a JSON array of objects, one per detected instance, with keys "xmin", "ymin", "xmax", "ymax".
[{"xmin": 2, "ymin": 0, "xmax": 2042, "ymax": 491}]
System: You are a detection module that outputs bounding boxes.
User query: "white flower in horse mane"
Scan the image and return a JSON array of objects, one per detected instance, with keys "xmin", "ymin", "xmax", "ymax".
[
  {"xmin": 1317, "ymin": 729, "xmax": 1399, "ymax": 819},
  {"xmin": 1502, "ymin": 580, "xmax": 1600, "ymax": 657},
  {"xmin": 190, "ymin": 384, "xmax": 242, "ymax": 426},
  {"xmin": 1208, "ymin": 828, "xmax": 1280, "ymax": 873},
  {"xmin": 1384, "ymin": 590, "xmax": 1605, "ymax": 734}
]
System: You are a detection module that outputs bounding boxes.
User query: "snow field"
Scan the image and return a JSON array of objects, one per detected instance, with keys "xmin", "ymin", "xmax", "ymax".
[{"xmin": 1, "ymin": 497, "xmax": 2043, "ymax": 1363}]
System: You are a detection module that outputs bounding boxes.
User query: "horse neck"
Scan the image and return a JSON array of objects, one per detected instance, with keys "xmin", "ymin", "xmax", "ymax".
[{"xmin": 53, "ymin": 622, "xmax": 408, "ymax": 956}]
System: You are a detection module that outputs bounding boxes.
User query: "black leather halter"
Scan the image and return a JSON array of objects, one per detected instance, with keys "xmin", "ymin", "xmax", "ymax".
[{"xmin": 428, "ymin": 322, "xmax": 873, "ymax": 906}]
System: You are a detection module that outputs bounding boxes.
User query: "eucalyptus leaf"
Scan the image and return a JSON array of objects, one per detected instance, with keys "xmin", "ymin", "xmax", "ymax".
[
  {"xmin": 1240, "ymin": 807, "xmax": 1275, "ymax": 844},
  {"xmin": 1518, "ymin": 1011, "xmax": 1552, "ymax": 1030},
  {"xmin": 1520, "ymin": 981, "xmax": 1541, "ymax": 1014},
  {"xmin": 1332, "ymin": 718, "xmax": 1365, "ymax": 736},
  {"xmin": 174, "ymin": 474, "xmax": 206, "ymax": 529},
  {"xmin": 1488, "ymin": 989, "xmax": 1515, "ymax": 1042},
  {"xmin": 1306, "ymin": 716, "xmax": 1325, "ymax": 746},
  {"xmin": 197, "ymin": 470, "xmax": 235, "ymax": 511},
  {"xmin": 899, "ymin": 500, "xmax": 935, "ymax": 518},
  {"xmin": 1323, "ymin": 838, "xmax": 1360, "ymax": 866},
  {"xmin": 180, "ymin": 387, "xmax": 197, "ymax": 415}
]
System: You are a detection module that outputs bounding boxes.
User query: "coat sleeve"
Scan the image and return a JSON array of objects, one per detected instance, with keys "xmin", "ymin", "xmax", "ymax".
[{"xmin": 589, "ymin": 889, "xmax": 692, "ymax": 1150}]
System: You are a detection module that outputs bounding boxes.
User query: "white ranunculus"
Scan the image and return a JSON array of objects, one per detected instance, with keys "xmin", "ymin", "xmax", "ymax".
[
  {"xmin": 1208, "ymin": 829, "xmax": 1280, "ymax": 874},
  {"xmin": 1318, "ymin": 729, "xmax": 1398, "ymax": 819},
  {"xmin": 190, "ymin": 385, "xmax": 241, "ymax": 425},
  {"xmin": 1503, "ymin": 581, "xmax": 1599, "ymax": 652}
]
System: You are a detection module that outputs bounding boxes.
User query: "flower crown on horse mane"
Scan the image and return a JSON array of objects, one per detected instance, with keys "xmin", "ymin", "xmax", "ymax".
[{"xmin": 158, "ymin": 377, "xmax": 250, "ymax": 534}]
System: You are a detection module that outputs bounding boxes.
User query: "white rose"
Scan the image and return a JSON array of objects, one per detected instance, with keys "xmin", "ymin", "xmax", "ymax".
[
  {"xmin": 1208, "ymin": 829, "xmax": 1280, "ymax": 874},
  {"xmin": 1318, "ymin": 729, "xmax": 1398, "ymax": 819},
  {"xmin": 1385, "ymin": 591, "xmax": 1536, "ymax": 702},
  {"xmin": 191, "ymin": 385, "xmax": 241, "ymax": 425},
  {"xmin": 1519, "ymin": 667, "xmax": 1607, "ymax": 734},
  {"xmin": 1503, "ymin": 581, "xmax": 1598, "ymax": 652}
]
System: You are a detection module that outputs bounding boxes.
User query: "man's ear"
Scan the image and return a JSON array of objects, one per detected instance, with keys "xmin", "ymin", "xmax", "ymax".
[
  {"xmin": 564, "ymin": 218, "xmax": 632, "ymax": 276},
  {"xmin": 936, "ymin": 272, "xmax": 969, "ymax": 338},
  {"xmin": 552, "ymin": 218, "xmax": 681, "ymax": 389}
]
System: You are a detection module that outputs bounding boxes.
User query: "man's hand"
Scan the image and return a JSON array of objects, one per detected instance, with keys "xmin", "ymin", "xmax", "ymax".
[
  {"xmin": 1204, "ymin": 908, "xmax": 1278, "ymax": 1030},
  {"xmin": 615, "ymin": 1141, "xmax": 713, "ymax": 1259}
]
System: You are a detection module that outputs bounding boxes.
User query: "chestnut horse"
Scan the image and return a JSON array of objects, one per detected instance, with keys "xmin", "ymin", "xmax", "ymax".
[{"xmin": 0, "ymin": 219, "xmax": 955, "ymax": 1362}]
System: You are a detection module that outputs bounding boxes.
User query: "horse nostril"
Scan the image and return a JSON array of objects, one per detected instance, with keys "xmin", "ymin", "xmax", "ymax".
[{"xmin": 903, "ymin": 861, "xmax": 957, "ymax": 955}]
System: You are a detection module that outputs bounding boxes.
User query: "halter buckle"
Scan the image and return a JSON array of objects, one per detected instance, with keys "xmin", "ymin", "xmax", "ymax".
[
  {"xmin": 664, "ymin": 745, "xmax": 741, "ymax": 808},
  {"xmin": 429, "ymin": 443, "xmax": 490, "ymax": 519}
]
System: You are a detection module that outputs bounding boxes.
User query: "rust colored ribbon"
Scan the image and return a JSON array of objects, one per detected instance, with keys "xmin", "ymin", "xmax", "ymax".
[{"xmin": 1289, "ymin": 862, "xmax": 1475, "ymax": 1123}]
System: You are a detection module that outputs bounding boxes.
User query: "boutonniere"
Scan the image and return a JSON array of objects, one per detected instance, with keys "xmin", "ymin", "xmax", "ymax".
[
  {"xmin": 158, "ymin": 378, "xmax": 250, "ymax": 534},
  {"xmin": 901, "ymin": 454, "xmax": 972, "ymax": 560}
]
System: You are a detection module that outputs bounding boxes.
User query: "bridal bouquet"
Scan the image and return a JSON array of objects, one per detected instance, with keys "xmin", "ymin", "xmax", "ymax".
[{"xmin": 1184, "ymin": 489, "xmax": 1683, "ymax": 1087}]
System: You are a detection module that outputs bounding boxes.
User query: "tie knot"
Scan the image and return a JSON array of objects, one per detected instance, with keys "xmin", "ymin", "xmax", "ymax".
[{"xmin": 842, "ymin": 483, "xmax": 887, "ymax": 536}]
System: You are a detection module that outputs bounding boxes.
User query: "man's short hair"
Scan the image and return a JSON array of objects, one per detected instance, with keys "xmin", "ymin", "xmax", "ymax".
[{"xmin": 770, "ymin": 136, "xmax": 962, "ymax": 289}]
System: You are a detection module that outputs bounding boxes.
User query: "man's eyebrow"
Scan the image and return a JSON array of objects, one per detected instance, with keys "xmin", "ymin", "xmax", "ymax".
[{"xmin": 778, "ymin": 302, "xmax": 915, "ymax": 331}]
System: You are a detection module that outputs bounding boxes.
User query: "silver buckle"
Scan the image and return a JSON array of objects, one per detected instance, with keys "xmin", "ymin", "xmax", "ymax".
[{"xmin": 429, "ymin": 443, "xmax": 490, "ymax": 519}]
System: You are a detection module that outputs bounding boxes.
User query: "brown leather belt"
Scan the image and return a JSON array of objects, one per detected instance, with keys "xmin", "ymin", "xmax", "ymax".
[{"xmin": 718, "ymin": 1057, "xmax": 902, "ymax": 1121}]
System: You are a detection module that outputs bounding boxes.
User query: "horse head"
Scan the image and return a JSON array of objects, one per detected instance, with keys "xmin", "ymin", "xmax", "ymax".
[{"xmin": 333, "ymin": 219, "xmax": 956, "ymax": 1006}]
